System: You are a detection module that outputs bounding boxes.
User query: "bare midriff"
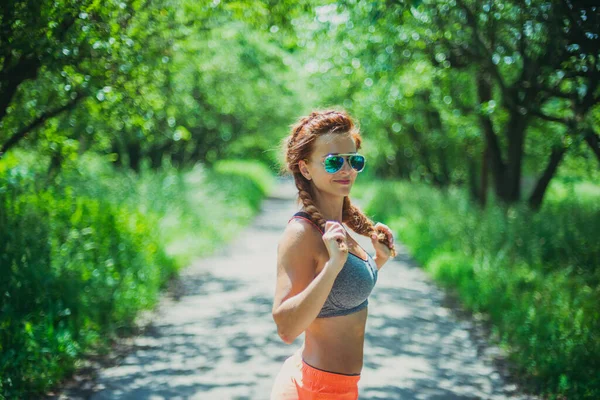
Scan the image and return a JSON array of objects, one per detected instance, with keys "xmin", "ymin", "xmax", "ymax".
[
  {"xmin": 297, "ymin": 218, "xmax": 371, "ymax": 375},
  {"xmin": 302, "ymin": 307, "xmax": 368, "ymax": 375}
]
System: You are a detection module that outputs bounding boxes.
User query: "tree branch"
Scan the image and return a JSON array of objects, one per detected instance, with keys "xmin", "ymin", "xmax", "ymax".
[
  {"xmin": 455, "ymin": 0, "xmax": 509, "ymax": 97},
  {"xmin": 540, "ymin": 86, "xmax": 576, "ymax": 102},
  {"xmin": 519, "ymin": 5, "xmax": 528, "ymax": 77},
  {"xmin": 531, "ymin": 110, "xmax": 571, "ymax": 125},
  {"xmin": 0, "ymin": 93, "xmax": 86, "ymax": 158},
  {"xmin": 581, "ymin": 56, "xmax": 599, "ymax": 112},
  {"xmin": 528, "ymin": 145, "xmax": 568, "ymax": 210},
  {"xmin": 584, "ymin": 130, "xmax": 600, "ymax": 164}
]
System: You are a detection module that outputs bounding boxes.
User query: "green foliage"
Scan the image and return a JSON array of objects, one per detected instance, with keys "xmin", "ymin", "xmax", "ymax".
[
  {"xmin": 213, "ymin": 159, "xmax": 275, "ymax": 197},
  {"xmin": 364, "ymin": 179, "xmax": 600, "ymax": 399},
  {"xmin": 0, "ymin": 0, "xmax": 315, "ymax": 172},
  {"xmin": 298, "ymin": 0, "xmax": 600, "ymax": 206},
  {"xmin": 160, "ymin": 158, "xmax": 275, "ymax": 266},
  {"xmin": 0, "ymin": 163, "xmax": 173, "ymax": 394},
  {"xmin": 1, "ymin": 0, "xmax": 598, "ymax": 397},
  {"xmin": 0, "ymin": 152, "xmax": 273, "ymax": 397}
]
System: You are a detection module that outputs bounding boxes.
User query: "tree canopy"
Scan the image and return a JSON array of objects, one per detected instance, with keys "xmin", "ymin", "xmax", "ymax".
[{"xmin": 1, "ymin": 0, "xmax": 598, "ymax": 208}]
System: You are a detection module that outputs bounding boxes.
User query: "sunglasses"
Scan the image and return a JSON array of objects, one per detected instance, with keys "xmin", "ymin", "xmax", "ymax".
[{"xmin": 321, "ymin": 153, "xmax": 366, "ymax": 174}]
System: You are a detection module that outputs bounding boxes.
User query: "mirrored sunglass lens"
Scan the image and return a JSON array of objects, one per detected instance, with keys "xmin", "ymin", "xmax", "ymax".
[
  {"xmin": 324, "ymin": 156, "xmax": 344, "ymax": 173},
  {"xmin": 350, "ymin": 155, "xmax": 365, "ymax": 171}
]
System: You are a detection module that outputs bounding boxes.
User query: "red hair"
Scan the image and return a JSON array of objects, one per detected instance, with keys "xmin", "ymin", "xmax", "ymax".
[{"xmin": 280, "ymin": 107, "xmax": 396, "ymax": 257}]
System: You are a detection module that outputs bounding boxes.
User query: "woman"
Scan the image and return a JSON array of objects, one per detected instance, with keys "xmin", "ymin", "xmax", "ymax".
[{"xmin": 270, "ymin": 108, "xmax": 397, "ymax": 399}]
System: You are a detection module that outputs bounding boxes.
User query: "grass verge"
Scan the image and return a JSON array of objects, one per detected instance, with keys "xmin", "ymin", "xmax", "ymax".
[{"xmin": 361, "ymin": 178, "xmax": 600, "ymax": 400}]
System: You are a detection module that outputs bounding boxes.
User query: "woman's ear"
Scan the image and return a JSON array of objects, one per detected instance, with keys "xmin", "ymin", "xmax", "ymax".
[{"xmin": 299, "ymin": 159, "xmax": 312, "ymax": 181}]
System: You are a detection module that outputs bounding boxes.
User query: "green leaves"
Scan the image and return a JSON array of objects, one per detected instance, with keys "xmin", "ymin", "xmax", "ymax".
[{"xmin": 1, "ymin": 0, "xmax": 317, "ymax": 171}]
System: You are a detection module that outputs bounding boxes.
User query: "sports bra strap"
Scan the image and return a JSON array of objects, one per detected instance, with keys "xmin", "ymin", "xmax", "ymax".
[{"xmin": 289, "ymin": 211, "xmax": 324, "ymax": 234}]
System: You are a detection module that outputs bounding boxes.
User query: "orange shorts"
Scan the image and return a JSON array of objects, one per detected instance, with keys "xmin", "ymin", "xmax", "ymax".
[{"xmin": 270, "ymin": 348, "xmax": 360, "ymax": 400}]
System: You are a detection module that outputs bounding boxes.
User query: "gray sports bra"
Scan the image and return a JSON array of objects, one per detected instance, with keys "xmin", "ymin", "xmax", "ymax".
[{"xmin": 289, "ymin": 211, "xmax": 378, "ymax": 318}]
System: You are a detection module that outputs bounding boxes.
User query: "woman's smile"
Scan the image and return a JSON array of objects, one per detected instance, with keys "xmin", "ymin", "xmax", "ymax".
[{"xmin": 334, "ymin": 179, "xmax": 351, "ymax": 185}]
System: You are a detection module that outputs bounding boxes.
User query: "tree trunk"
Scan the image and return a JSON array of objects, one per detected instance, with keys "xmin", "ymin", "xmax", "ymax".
[
  {"xmin": 47, "ymin": 152, "xmax": 63, "ymax": 182},
  {"xmin": 476, "ymin": 72, "xmax": 506, "ymax": 202},
  {"xmin": 480, "ymin": 145, "xmax": 489, "ymax": 207},
  {"xmin": 127, "ymin": 141, "xmax": 142, "ymax": 172},
  {"xmin": 528, "ymin": 146, "xmax": 567, "ymax": 210},
  {"xmin": 467, "ymin": 156, "xmax": 480, "ymax": 204},
  {"xmin": 438, "ymin": 147, "xmax": 451, "ymax": 186},
  {"xmin": 504, "ymin": 113, "xmax": 528, "ymax": 202},
  {"xmin": 110, "ymin": 141, "xmax": 123, "ymax": 168},
  {"xmin": 584, "ymin": 131, "xmax": 600, "ymax": 165},
  {"xmin": 406, "ymin": 125, "xmax": 445, "ymax": 186}
]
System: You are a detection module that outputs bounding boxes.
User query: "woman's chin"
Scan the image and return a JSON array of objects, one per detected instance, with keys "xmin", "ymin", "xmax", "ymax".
[{"xmin": 337, "ymin": 186, "xmax": 353, "ymax": 195}]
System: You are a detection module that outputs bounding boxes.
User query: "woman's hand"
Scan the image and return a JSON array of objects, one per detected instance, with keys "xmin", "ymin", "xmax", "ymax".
[
  {"xmin": 370, "ymin": 222, "xmax": 395, "ymax": 267},
  {"xmin": 322, "ymin": 221, "xmax": 349, "ymax": 273}
]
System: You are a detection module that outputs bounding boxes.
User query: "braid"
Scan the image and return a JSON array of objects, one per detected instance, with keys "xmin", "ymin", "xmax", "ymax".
[
  {"xmin": 294, "ymin": 172, "xmax": 327, "ymax": 230},
  {"xmin": 343, "ymin": 196, "xmax": 397, "ymax": 258},
  {"xmin": 283, "ymin": 107, "xmax": 396, "ymax": 258}
]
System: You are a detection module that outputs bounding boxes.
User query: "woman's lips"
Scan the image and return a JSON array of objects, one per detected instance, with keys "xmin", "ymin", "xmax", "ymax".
[{"xmin": 334, "ymin": 180, "xmax": 351, "ymax": 184}]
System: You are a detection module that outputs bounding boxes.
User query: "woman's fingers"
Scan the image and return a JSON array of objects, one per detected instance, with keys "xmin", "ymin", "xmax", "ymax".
[
  {"xmin": 323, "ymin": 221, "xmax": 348, "ymax": 249},
  {"xmin": 327, "ymin": 233, "xmax": 347, "ymax": 245},
  {"xmin": 324, "ymin": 221, "xmax": 344, "ymax": 231},
  {"xmin": 322, "ymin": 222, "xmax": 349, "ymax": 267},
  {"xmin": 330, "ymin": 232, "xmax": 347, "ymax": 242},
  {"xmin": 325, "ymin": 222, "xmax": 347, "ymax": 236},
  {"xmin": 375, "ymin": 222, "xmax": 394, "ymax": 244}
]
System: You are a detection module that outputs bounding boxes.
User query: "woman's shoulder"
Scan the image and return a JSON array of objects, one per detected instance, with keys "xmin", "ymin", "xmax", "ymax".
[
  {"xmin": 290, "ymin": 210, "xmax": 324, "ymax": 231},
  {"xmin": 279, "ymin": 213, "xmax": 324, "ymax": 254},
  {"xmin": 284, "ymin": 215, "xmax": 322, "ymax": 240}
]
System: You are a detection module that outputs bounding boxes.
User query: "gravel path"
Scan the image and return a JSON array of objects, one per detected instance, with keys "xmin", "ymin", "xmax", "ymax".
[{"xmin": 55, "ymin": 178, "xmax": 538, "ymax": 400}]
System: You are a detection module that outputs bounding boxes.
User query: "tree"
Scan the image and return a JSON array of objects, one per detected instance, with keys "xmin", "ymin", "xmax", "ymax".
[
  {"xmin": 0, "ymin": 0, "xmax": 318, "ymax": 173},
  {"xmin": 304, "ymin": 0, "xmax": 599, "ymax": 208},
  {"xmin": 419, "ymin": 0, "xmax": 599, "ymax": 208}
]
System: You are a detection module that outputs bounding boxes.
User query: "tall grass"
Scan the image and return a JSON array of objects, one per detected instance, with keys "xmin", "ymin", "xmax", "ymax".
[
  {"xmin": 362, "ymin": 178, "xmax": 600, "ymax": 400},
  {"xmin": 0, "ymin": 151, "xmax": 274, "ymax": 398}
]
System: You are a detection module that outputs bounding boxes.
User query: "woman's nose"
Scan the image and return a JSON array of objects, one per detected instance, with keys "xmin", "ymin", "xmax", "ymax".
[{"xmin": 339, "ymin": 158, "xmax": 354, "ymax": 173}]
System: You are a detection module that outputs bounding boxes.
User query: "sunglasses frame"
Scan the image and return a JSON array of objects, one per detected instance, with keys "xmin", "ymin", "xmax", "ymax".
[{"xmin": 321, "ymin": 153, "xmax": 366, "ymax": 174}]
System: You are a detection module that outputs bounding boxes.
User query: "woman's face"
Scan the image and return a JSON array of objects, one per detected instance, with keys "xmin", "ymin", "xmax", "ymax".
[{"xmin": 299, "ymin": 132, "xmax": 359, "ymax": 197}]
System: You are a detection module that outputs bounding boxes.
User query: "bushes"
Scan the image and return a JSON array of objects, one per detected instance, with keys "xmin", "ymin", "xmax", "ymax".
[
  {"xmin": 0, "ymin": 173, "xmax": 171, "ymax": 394},
  {"xmin": 363, "ymin": 179, "xmax": 600, "ymax": 399},
  {"xmin": 0, "ymin": 152, "xmax": 274, "ymax": 398}
]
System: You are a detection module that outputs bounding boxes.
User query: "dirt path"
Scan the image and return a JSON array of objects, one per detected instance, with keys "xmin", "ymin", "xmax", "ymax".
[{"xmin": 55, "ymin": 178, "xmax": 538, "ymax": 400}]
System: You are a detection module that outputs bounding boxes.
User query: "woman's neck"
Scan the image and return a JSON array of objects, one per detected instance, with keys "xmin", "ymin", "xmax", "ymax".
[{"xmin": 308, "ymin": 191, "xmax": 345, "ymax": 222}]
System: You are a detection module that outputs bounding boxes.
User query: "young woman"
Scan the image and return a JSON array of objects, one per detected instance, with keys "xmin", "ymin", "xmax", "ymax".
[{"xmin": 270, "ymin": 109, "xmax": 397, "ymax": 399}]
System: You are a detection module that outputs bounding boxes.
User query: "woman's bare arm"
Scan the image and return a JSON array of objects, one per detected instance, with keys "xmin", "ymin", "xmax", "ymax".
[{"xmin": 271, "ymin": 220, "xmax": 343, "ymax": 344}]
